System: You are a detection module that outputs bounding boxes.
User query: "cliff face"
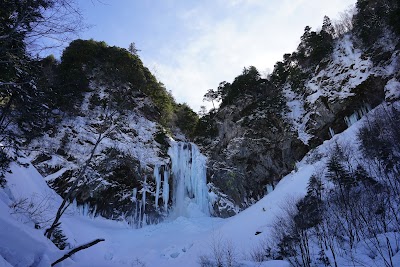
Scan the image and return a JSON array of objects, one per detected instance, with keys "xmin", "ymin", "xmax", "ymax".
[
  {"xmin": 291, "ymin": 34, "xmax": 393, "ymax": 146},
  {"xmin": 27, "ymin": 76, "xmax": 169, "ymax": 223},
  {"xmin": 203, "ymin": 81, "xmax": 304, "ymax": 216},
  {"xmin": 23, "ymin": 40, "xmax": 204, "ymax": 225},
  {"xmin": 202, "ymin": 32, "xmax": 400, "ymax": 217}
]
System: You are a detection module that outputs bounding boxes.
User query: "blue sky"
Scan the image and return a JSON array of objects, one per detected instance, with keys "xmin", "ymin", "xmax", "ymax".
[{"xmin": 76, "ymin": 0, "xmax": 357, "ymax": 111}]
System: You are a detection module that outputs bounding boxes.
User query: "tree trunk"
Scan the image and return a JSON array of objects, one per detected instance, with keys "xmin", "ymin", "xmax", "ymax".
[{"xmin": 51, "ymin": 238, "xmax": 105, "ymax": 266}]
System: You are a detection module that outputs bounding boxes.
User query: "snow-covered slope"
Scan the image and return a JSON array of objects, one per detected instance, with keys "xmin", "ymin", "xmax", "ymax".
[
  {"xmin": 0, "ymin": 157, "xmax": 66, "ymax": 266},
  {"xmin": 3, "ymin": 102, "xmax": 398, "ymax": 267}
]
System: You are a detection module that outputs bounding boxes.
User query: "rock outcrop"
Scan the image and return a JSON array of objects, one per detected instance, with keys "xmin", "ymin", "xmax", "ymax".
[{"xmin": 201, "ymin": 32, "xmax": 400, "ymax": 217}]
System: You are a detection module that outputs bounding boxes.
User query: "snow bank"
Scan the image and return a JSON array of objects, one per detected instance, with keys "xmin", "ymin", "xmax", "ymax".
[{"xmin": 0, "ymin": 156, "xmax": 63, "ymax": 266}]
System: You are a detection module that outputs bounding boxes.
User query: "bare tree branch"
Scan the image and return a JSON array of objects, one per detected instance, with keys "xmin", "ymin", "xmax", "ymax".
[{"xmin": 51, "ymin": 238, "xmax": 105, "ymax": 266}]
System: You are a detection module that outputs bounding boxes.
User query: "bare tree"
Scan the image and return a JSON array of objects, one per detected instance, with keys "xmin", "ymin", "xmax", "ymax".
[
  {"xmin": 0, "ymin": 0, "xmax": 86, "ymax": 55},
  {"xmin": 199, "ymin": 231, "xmax": 238, "ymax": 267},
  {"xmin": 9, "ymin": 193, "xmax": 55, "ymax": 227},
  {"xmin": 333, "ymin": 6, "xmax": 356, "ymax": 37}
]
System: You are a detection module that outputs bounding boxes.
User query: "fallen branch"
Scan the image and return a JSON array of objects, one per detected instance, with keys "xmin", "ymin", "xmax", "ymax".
[{"xmin": 51, "ymin": 238, "xmax": 105, "ymax": 266}]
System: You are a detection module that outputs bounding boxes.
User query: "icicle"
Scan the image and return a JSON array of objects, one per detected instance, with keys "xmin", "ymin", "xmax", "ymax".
[
  {"xmin": 266, "ymin": 184, "xmax": 274, "ymax": 194},
  {"xmin": 82, "ymin": 203, "xmax": 89, "ymax": 217},
  {"xmin": 92, "ymin": 205, "xmax": 97, "ymax": 218},
  {"xmin": 163, "ymin": 168, "xmax": 169, "ymax": 211},
  {"xmin": 131, "ymin": 187, "xmax": 137, "ymax": 227},
  {"xmin": 154, "ymin": 167, "xmax": 161, "ymax": 209},
  {"xmin": 142, "ymin": 175, "xmax": 147, "ymax": 213},
  {"xmin": 345, "ymin": 104, "xmax": 372, "ymax": 127},
  {"xmin": 138, "ymin": 198, "xmax": 142, "ymax": 227},
  {"xmin": 344, "ymin": 112, "xmax": 359, "ymax": 127},
  {"xmin": 359, "ymin": 103, "xmax": 371, "ymax": 117},
  {"xmin": 142, "ymin": 214, "xmax": 147, "ymax": 226},
  {"xmin": 132, "ymin": 188, "xmax": 137, "ymax": 202},
  {"xmin": 188, "ymin": 143, "xmax": 209, "ymax": 214},
  {"xmin": 134, "ymin": 200, "xmax": 138, "ymax": 228},
  {"xmin": 329, "ymin": 127, "xmax": 335, "ymax": 138}
]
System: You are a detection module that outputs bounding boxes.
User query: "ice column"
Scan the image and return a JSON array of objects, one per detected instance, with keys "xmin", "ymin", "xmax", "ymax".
[
  {"xmin": 168, "ymin": 141, "xmax": 209, "ymax": 216},
  {"xmin": 162, "ymin": 168, "xmax": 169, "ymax": 211},
  {"xmin": 153, "ymin": 165, "xmax": 170, "ymax": 211},
  {"xmin": 344, "ymin": 104, "xmax": 371, "ymax": 127},
  {"xmin": 154, "ymin": 167, "xmax": 161, "ymax": 209}
]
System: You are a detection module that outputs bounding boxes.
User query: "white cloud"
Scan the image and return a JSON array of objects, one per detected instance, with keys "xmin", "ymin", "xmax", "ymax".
[{"xmin": 145, "ymin": 0, "xmax": 356, "ymax": 112}]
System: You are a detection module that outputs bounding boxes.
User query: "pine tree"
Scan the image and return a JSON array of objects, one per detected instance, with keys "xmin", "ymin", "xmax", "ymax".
[
  {"xmin": 354, "ymin": 165, "xmax": 380, "ymax": 188},
  {"xmin": 298, "ymin": 26, "xmax": 312, "ymax": 58},
  {"xmin": 203, "ymin": 89, "xmax": 219, "ymax": 109},
  {"xmin": 322, "ymin": 16, "xmax": 335, "ymax": 37},
  {"xmin": 217, "ymin": 81, "xmax": 230, "ymax": 104},
  {"xmin": 0, "ymin": 1, "xmax": 50, "ymax": 142},
  {"xmin": 1, "ymin": 0, "xmax": 84, "ymax": 142},
  {"xmin": 50, "ymin": 224, "xmax": 69, "ymax": 250},
  {"xmin": 0, "ymin": 150, "xmax": 11, "ymax": 187},
  {"xmin": 295, "ymin": 175, "xmax": 324, "ymax": 231},
  {"xmin": 326, "ymin": 155, "xmax": 356, "ymax": 190},
  {"xmin": 198, "ymin": 105, "xmax": 207, "ymax": 117},
  {"xmin": 175, "ymin": 103, "xmax": 199, "ymax": 138},
  {"xmin": 128, "ymin": 42, "xmax": 140, "ymax": 55}
]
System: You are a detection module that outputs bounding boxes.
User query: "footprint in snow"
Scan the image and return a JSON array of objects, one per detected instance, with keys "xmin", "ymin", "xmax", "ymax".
[
  {"xmin": 162, "ymin": 243, "xmax": 194, "ymax": 259},
  {"xmin": 104, "ymin": 251, "xmax": 114, "ymax": 261},
  {"xmin": 182, "ymin": 243, "xmax": 193, "ymax": 252}
]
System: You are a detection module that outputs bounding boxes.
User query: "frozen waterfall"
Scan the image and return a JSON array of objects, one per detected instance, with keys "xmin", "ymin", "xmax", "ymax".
[
  {"xmin": 168, "ymin": 141, "xmax": 209, "ymax": 217},
  {"xmin": 152, "ymin": 141, "xmax": 209, "ymax": 219},
  {"xmin": 344, "ymin": 104, "xmax": 371, "ymax": 127}
]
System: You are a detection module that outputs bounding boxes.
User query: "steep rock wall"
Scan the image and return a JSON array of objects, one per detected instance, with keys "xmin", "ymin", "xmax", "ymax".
[{"xmin": 202, "ymin": 33, "xmax": 400, "ymax": 217}]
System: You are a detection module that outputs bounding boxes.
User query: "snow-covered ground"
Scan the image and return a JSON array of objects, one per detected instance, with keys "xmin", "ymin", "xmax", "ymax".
[
  {"xmin": 1, "ymin": 103, "xmax": 399, "ymax": 267},
  {"xmin": 0, "ymin": 144, "xmax": 313, "ymax": 267}
]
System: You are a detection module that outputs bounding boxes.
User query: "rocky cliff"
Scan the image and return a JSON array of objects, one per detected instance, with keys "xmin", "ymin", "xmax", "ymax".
[{"xmin": 201, "ymin": 30, "xmax": 400, "ymax": 217}]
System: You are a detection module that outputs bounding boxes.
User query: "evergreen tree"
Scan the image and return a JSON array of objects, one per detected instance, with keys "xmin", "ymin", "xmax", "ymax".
[
  {"xmin": 217, "ymin": 81, "xmax": 231, "ymax": 106},
  {"xmin": 1, "ymin": 0, "xmax": 85, "ymax": 141},
  {"xmin": 354, "ymin": 165, "xmax": 380, "ymax": 188},
  {"xmin": 0, "ymin": 150, "xmax": 11, "ymax": 188},
  {"xmin": 50, "ymin": 224, "xmax": 69, "ymax": 250},
  {"xmin": 326, "ymin": 155, "xmax": 356, "ymax": 190},
  {"xmin": 128, "ymin": 42, "xmax": 140, "ymax": 55},
  {"xmin": 295, "ymin": 175, "xmax": 324, "ymax": 231},
  {"xmin": 354, "ymin": 0, "xmax": 400, "ymax": 44},
  {"xmin": 307, "ymin": 174, "xmax": 324, "ymax": 202},
  {"xmin": 175, "ymin": 103, "xmax": 199, "ymax": 138},
  {"xmin": 296, "ymin": 22, "xmax": 334, "ymax": 68},
  {"xmin": 222, "ymin": 66, "xmax": 262, "ymax": 105},
  {"xmin": 194, "ymin": 109, "xmax": 218, "ymax": 139},
  {"xmin": 198, "ymin": 105, "xmax": 207, "ymax": 117},
  {"xmin": 321, "ymin": 16, "xmax": 335, "ymax": 37},
  {"xmin": 0, "ymin": 1, "xmax": 57, "ymax": 142},
  {"xmin": 270, "ymin": 61, "xmax": 289, "ymax": 86}
]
